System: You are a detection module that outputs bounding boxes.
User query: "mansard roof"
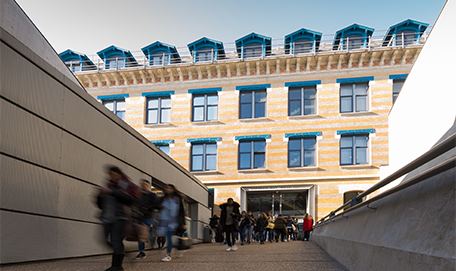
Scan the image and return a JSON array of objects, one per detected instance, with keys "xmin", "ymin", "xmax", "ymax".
[
  {"xmin": 382, "ymin": 19, "xmax": 429, "ymax": 46},
  {"xmin": 284, "ymin": 28, "xmax": 322, "ymax": 53},
  {"xmin": 59, "ymin": 49, "xmax": 94, "ymax": 64},
  {"xmin": 332, "ymin": 23, "xmax": 375, "ymax": 50}
]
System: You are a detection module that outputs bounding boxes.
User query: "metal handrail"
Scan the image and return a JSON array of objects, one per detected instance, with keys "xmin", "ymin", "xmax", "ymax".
[{"xmin": 316, "ymin": 133, "xmax": 456, "ymax": 226}]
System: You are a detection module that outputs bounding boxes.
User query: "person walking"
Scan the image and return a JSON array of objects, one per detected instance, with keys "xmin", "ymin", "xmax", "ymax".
[
  {"xmin": 257, "ymin": 213, "xmax": 269, "ymax": 244},
  {"xmin": 274, "ymin": 214, "xmax": 287, "ymax": 242},
  {"xmin": 96, "ymin": 165, "xmax": 140, "ymax": 271},
  {"xmin": 209, "ymin": 215, "xmax": 220, "ymax": 243},
  {"xmin": 239, "ymin": 211, "xmax": 249, "ymax": 245},
  {"xmin": 246, "ymin": 211, "xmax": 256, "ymax": 244},
  {"xmin": 220, "ymin": 198, "xmax": 241, "ymax": 251},
  {"xmin": 133, "ymin": 179, "xmax": 158, "ymax": 260},
  {"xmin": 156, "ymin": 184, "xmax": 187, "ymax": 262},
  {"xmin": 302, "ymin": 213, "xmax": 313, "ymax": 241},
  {"xmin": 286, "ymin": 215, "xmax": 293, "ymax": 241},
  {"xmin": 266, "ymin": 211, "xmax": 275, "ymax": 243}
]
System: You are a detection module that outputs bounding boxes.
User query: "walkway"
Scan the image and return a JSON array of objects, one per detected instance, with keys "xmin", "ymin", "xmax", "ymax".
[{"xmin": 1, "ymin": 240, "xmax": 348, "ymax": 271}]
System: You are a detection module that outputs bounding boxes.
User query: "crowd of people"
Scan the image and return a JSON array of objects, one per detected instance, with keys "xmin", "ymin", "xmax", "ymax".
[
  {"xmin": 210, "ymin": 198, "xmax": 314, "ymax": 252},
  {"xmin": 96, "ymin": 165, "xmax": 187, "ymax": 271}
]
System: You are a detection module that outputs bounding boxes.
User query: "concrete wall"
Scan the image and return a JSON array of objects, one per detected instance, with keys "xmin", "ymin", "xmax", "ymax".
[
  {"xmin": 312, "ymin": 2, "xmax": 456, "ymax": 270},
  {"xmin": 0, "ymin": 0, "xmax": 210, "ymax": 264}
]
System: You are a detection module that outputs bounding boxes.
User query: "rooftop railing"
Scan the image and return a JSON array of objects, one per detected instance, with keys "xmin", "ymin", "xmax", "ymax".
[
  {"xmin": 314, "ymin": 133, "xmax": 456, "ymax": 227},
  {"xmin": 67, "ymin": 29, "xmax": 431, "ymax": 73}
]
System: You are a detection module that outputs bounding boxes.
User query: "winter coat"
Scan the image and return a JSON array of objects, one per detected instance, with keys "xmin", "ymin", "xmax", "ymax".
[
  {"xmin": 274, "ymin": 216, "xmax": 287, "ymax": 230},
  {"xmin": 97, "ymin": 179, "xmax": 136, "ymax": 224},
  {"xmin": 219, "ymin": 202, "xmax": 241, "ymax": 231},
  {"xmin": 257, "ymin": 217, "xmax": 269, "ymax": 231},
  {"xmin": 139, "ymin": 190, "xmax": 157, "ymax": 218},
  {"xmin": 303, "ymin": 217, "xmax": 313, "ymax": 231}
]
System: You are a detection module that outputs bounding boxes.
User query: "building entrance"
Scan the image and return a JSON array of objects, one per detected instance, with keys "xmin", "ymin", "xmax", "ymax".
[{"xmin": 246, "ymin": 190, "xmax": 308, "ymax": 217}]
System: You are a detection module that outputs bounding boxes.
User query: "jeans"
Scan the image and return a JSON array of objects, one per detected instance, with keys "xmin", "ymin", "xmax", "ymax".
[
  {"xmin": 259, "ymin": 230, "xmax": 266, "ymax": 242},
  {"xmin": 246, "ymin": 225, "xmax": 254, "ymax": 242},
  {"xmin": 266, "ymin": 229, "xmax": 274, "ymax": 241},
  {"xmin": 165, "ymin": 228, "xmax": 176, "ymax": 254},
  {"xmin": 138, "ymin": 217, "xmax": 154, "ymax": 252},
  {"xmin": 275, "ymin": 228, "xmax": 286, "ymax": 242},
  {"xmin": 224, "ymin": 224, "xmax": 236, "ymax": 247},
  {"xmin": 304, "ymin": 230, "xmax": 311, "ymax": 240},
  {"xmin": 103, "ymin": 219, "xmax": 127, "ymax": 255},
  {"xmin": 240, "ymin": 226, "xmax": 246, "ymax": 242}
]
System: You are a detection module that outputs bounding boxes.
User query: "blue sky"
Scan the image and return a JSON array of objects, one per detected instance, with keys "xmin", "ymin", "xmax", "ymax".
[{"xmin": 16, "ymin": 0, "xmax": 446, "ymax": 58}]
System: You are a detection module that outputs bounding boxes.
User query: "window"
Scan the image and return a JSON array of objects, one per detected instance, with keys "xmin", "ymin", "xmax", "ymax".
[
  {"xmin": 396, "ymin": 31, "xmax": 416, "ymax": 46},
  {"xmin": 343, "ymin": 190, "xmax": 365, "ymax": 210},
  {"xmin": 289, "ymin": 86, "xmax": 316, "ymax": 116},
  {"xmin": 340, "ymin": 83, "xmax": 368, "ymax": 113},
  {"xmin": 198, "ymin": 47, "xmax": 213, "ymax": 62},
  {"xmin": 151, "ymin": 52, "xmax": 169, "ymax": 66},
  {"xmin": 288, "ymin": 138, "xmax": 316, "ymax": 167},
  {"xmin": 240, "ymin": 90, "xmax": 266, "ymax": 119},
  {"xmin": 192, "ymin": 94, "xmax": 218, "ymax": 122},
  {"xmin": 340, "ymin": 135, "xmax": 369, "ymax": 165},
  {"xmin": 244, "ymin": 43, "xmax": 262, "ymax": 58},
  {"xmin": 293, "ymin": 39, "xmax": 313, "ymax": 54},
  {"xmin": 108, "ymin": 55, "xmax": 125, "ymax": 69},
  {"xmin": 392, "ymin": 79, "xmax": 405, "ymax": 104},
  {"xmin": 146, "ymin": 97, "xmax": 171, "ymax": 124},
  {"xmin": 158, "ymin": 145, "xmax": 170, "ymax": 156},
  {"xmin": 239, "ymin": 140, "xmax": 266, "ymax": 169},
  {"xmin": 103, "ymin": 100, "xmax": 125, "ymax": 120},
  {"xmin": 66, "ymin": 61, "xmax": 81, "ymax": 72},
  {"xmin": 191, "ymin": 143, "xmax": 217, "ymax": 171},
  {"xmin": 343, "ymin": 34, "xmax": 364, "ymax": 50}
]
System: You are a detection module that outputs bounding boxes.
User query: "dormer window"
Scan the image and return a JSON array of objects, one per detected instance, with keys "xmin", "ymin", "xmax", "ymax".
[
  {"xmin": 187, "ymin": 37, "xmax": 225, "ymax": 63},
  {"xmin": 236, "ymin": 32, "xmax": 271, "ymax": 59},
  {"xmin": 59, "ymin": 49, "xmax": 95, "ymax": 72},
  {"xmin": 285, "ymin": 28, "xmax": 322, "ymax": 55},
  {"xmin": 382, "ymin": 19, "xmax": 429, "ymax": 47},
  {"xmin": 332, "ymin": 24, "xmax": 374, "ymax": 51},
  {"xmin": 97, "ymin": 45, "xmax": 137, "ymax": 70},
  {"xmin": 107, "ymin": 54, "xmax": 125, "ymax": 70},
  {"xmin": 142, "ymin": 41, "xmax": 180, "ymax": 66}
]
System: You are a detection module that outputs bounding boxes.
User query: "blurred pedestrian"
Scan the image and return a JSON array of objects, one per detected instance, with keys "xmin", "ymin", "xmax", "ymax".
[
  {"xmin": 302, "ymin": 213, "xmax": 313, "ymax": 241},
  {"xmin": 96, "ymin": 165, "xmax": 140, "ymax": 271},
  {"xmin": 257, "ymin": 213, "xmax": 269, "ymax": 244},
  {"xmin": 286, "ymin": 215, "xmax": 293, "ymax": 241},
  {"xmin": 266, "ymin": 211, "xmax": 275, "ymax": 242},
  {"xmin": 156, "ymin": 184, "xmax": 187, "ymax": 262},
  {"xmin": 220, "ymin": 198, "xmax": 241, "ymax": 251},
  {"xmin": 274, "ymin": 214, "xmax": 287, "ymax": 242},
  {"xmin": 209, "ymin": 215, "xmax": 220, "ymax": 243}
]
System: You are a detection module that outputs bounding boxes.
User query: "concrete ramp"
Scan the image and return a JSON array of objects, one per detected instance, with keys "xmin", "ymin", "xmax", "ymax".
[{"xmin": 0, "ymin": 0, "xmax": 209, "ymax": 264}]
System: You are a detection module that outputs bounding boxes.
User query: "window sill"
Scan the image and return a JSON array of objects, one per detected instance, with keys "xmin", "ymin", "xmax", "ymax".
[
  {"xmin": 288, "ymin": 115, "xmax": 323, "ymax": 120},
  {"xmin": 191, "ymin": 170, "xmax": 221, "ymax": 175},
  {"xmin": 339, "ymin": 111, "xmax": 376, "ymax": 117},
  {"xmin": 191, "ymin": 120, "xmax": 224, "ymax": 125},
  {"xmin": 288, "ymin": 166, "xmax": 320, "ymax": 171},
  {"xmin": 144, "ymin": 123, "xmax": 174, "ymax": 128},
  {"xmin": 340, "ymin": 164, "xmax": 376, "ymax": 169},
  {"xmin": 238, "ymin": 168, "xmax": 271, "ymax": 173},
  {"xmin": 238, "ymin": 117, "xmax": 273, "ymax": 123}
]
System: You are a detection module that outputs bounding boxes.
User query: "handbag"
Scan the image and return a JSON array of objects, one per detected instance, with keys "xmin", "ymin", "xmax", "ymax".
[
  {"xmin": 125, "ymin": 220, "xmax": 149, "ymax": 242},
  {"xmin": 171, "ymin": 234, "xmax": 192, "ymax": 250},
  {"xmin": 266, "ymin": 222, "xmax": 275, "ymax": 229}
]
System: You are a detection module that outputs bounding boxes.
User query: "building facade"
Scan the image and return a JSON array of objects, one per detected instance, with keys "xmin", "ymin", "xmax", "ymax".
[{"xmin": 65, "ymin": 20, "xmax": 429, "ymax": 220}]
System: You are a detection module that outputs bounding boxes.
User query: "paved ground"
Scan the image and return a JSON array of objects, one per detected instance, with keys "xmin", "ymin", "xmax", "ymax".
[{"xmin": 1, "ymin": 240, "xmax": 348, "ymax": 271}]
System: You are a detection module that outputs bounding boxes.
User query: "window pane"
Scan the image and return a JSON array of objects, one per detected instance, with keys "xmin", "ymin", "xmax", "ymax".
[
  {"xmin": 193, "ymin": 107, "xmax": 204, "ymax": 121},
  {"xmin": 104, "ymin": 102, "xmax": 114, "ymax": 111},
  {"xmin": 240, "ymin": 92, "xmax": 252, "ymax": 103},
  {"xmin": 116, "ymin": 111, "xmax": 125, "ymax": 120},
  {"xmin": 289, "ymin": 151, "xmax": 301, "ymax": 167},
  {"xmin": 240, "ymin": 104, "xmax": 252, "ymax": 118},
  {"xmin": 254, "ymin": 154, "xmax": 265, "ymax": 168},
  {"xmin": 341, "ymin": 97, "xmax": 353, "ymax": 112},
  {"xmin": 192, "ymin": 144, "xmax": 204, "ymax": 155},
  {"xmin": 161, "ymin": 98, "xmax": 171, "ymax": 108},
  {"xmin": 356, "ymin": 96, "xmax": 367, "ymax": 111},
  {"xmin": 207, "ymin": 106, "xmax": 218, "ymax": 121},
  {"xmin": 192, "ymin": 156, "xmax": 203, "ymax": 171},
  {"xmin": 206, "ymin": 155, "xmax": 217, "ymax": 170},
  {"xmin": 254, "ymin": 141, "xmax": 266, "ymax": 152},
  {"xmin": 356, "ymin": 148, "xmax": 367, "ymax": 164},
  {"xmin": 356, "ymin": 136, "xmax": 368, "ymax": 147},
  {"xmin": 341, "ymin": 137, "xmax": 353, "ymax": 148},
  {"xmin": 289, "ymin": 139, "xmax": 301, "ymax": 150},
  {"xmin": 341, "ymin": 149, "xmax": 353, "ymax": 164},
  {"xmin": 116, "ymin": 101, "xmax": 126, "ymax": 111},
  {"xmin": 393, "ymin": 80, "xmax": 404, "ymax": 94},
  {"xmin": 289, "ymin": 100, "xmax": 301, "ymax": 116},
  {"xmin": 158, "ymin": 145, "xmax": 170, "ymax": 155},
  {"xmin": 240, "ymin": 153, "xmax": 251, "ymax": 169},
  {"xmin": 304, "ymin": 87, "xmax": 316, "ymax": 99},
  {"xmin": 255, "ymin": 91, "xmax": 267, "ymax": 103},
  {"xmin": 303, "ymin": 138, "xmax": 316, "ymax": 150},
  {"xmin": 148, "ymin": 99, "xmax": 159, "ymax": 108},
  {"xmin": 147, "ymin": 110, "xmax": 158, "ymax": 124},
  {"xmin": 355, "ymin": 84, "xmax": 368, "ymax": 95},
  {"xmin": 193, "ymin": 96, "xmax": 205, "ymax": 106},
  {"xmin": 161, "ymin": 108, "xmax": 170, "ymax": 123},
  {"xmin": 304, "ymin": 99, "xmax": 315, "ymax": 115},
  {"xmin": 206, "ymin": 144, "xmax": 217, "ymax": 154},
  {"xmin": 340, "ymin": 84, "xmax": 353, "ymax": 96},
  {"xmin": 254, "ymin": 102, "xmax": 265, "ymax": 118},
  {"xmin": 304, "ymin": 150, "xmax": 315, "ymax": 166},
  {"xmin": 289, "ymin": 89, "xmax": 301, "ymax": 100},
  {"xmin": 239, "ymin": 142, "xmax": 251, "ymax": 153},
  {"xmin": 207, "ymin": 95, "xmax": 218, "ymax": 105}
]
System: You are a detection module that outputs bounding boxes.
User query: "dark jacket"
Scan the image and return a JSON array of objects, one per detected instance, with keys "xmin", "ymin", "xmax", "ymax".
[
  {"xmin": 274, "ymin": 216, "xmax": 287, "ymax": 230},
  {"xmin": 209, "ymin": 215, "xmax": 219, "ymax": 228},
  {"xmin": 219, "ymin": 202, "xmax": 241, "ymax": 231},
  {"xmin": 97, "ymin": 187, "xmax": 135, "ymax": 223},
  {"xmin": 140, "ymin": 190, "xmax": 157, "ymax": 218},
  {"xmin": 257, "ymin": 217, "xmax": 269, "ymax": 231}
]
